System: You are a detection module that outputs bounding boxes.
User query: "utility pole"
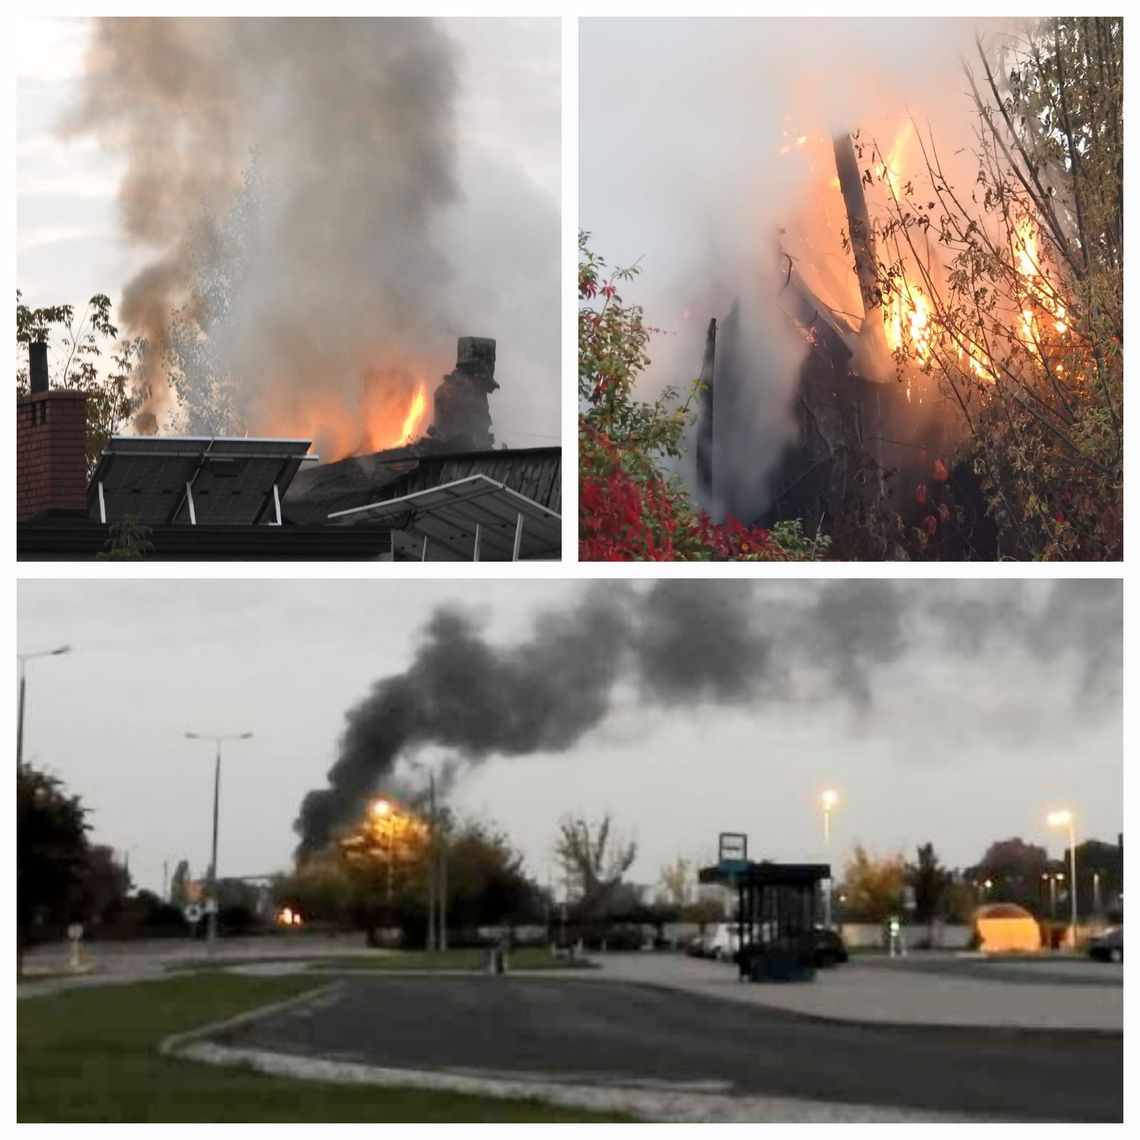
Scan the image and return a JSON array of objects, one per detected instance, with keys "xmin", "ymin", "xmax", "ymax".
[
  {"xmin": 438, "ymin": 814, "xmax": 448, "ymax": 952},
  {"xmin": 426, "ymin": 771, "xmax": 437, "ymax": 952}
]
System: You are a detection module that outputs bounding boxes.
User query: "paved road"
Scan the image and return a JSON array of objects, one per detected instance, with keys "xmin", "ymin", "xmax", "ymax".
[{"xmin": 217, "ymin": 975, "xmax": 1122, "ymax": 1122}]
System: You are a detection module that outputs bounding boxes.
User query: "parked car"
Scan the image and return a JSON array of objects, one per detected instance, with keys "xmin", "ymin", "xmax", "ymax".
[
  {"xmin": 813, "ymin": 926, "xmax": 849, "ymax": 966},
  {"xmin": 685, "ymin": 932, "xmax": 713, "ymax": 958},
  {"xmin": 1088, "ymin": 926, "xmax": 1123, "ymax": 963}
]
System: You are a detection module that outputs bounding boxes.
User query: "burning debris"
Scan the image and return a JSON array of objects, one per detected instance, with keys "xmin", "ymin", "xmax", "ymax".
[{"xmin": 294, "ymin": 580, "xmax": 1120, "ymax": 857}]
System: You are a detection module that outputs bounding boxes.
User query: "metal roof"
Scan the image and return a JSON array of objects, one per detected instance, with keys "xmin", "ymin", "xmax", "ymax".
[
  {"xmin": 327, "ymin": 473, "xmax": 561, "ymax": 561},
  {"xmin": 88, "ymin": 436, "xmax": 316, "ymax": 527}
]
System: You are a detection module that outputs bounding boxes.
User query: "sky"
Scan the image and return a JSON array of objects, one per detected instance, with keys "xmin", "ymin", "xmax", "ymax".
[
  {"xmin": 16, "ymin": 16, "xmax": 561, "ymax": 449},
  {"xmin": 17, "ymin": 579, "xmax": 1123, "ymax": 899}
]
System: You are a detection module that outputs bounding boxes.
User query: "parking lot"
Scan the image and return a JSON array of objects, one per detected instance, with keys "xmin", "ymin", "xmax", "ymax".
[{"xmin": 207, "ymin": 971, "xmax": 1121, "ymax": 1122}]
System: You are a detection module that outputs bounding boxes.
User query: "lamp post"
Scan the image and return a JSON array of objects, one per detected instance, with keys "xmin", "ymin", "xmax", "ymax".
[
  {"xmin": 17, "ymin": 645, "xmax": 71, "ymax": 767},
  {"xmin": 407, "ymin": 761, "xmax": 441, "ymax": 953},
  {"xmin": 369, "ymin": 798, "xmax": 395, "ymax": 903},
  {"xmin": 1047, "ymin": 809, "xmax": 1078, "ymax": 949},
  {"xmin": 821, "ymin": 789, "xmax": 840, "ymax": 929},
  {"xmin": 185, "ymin": 730, "xmax": 253, "ymax": 947}
]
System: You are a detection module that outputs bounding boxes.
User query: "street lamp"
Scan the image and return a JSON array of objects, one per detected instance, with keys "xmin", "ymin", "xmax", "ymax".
[
  {"xmin": 1047, "ymin": 809, "xmax": 1078, "ymax": 948},
  {"xmin": 407, "ymin": 760, "xmax": 446, "ymax": 952},
  {"xmin": 185, "ymin": 730, "xmax": 253, "ymax": 947},
  {"xmin": 17, "ymin": 645, "xmax": 71, "ymax": 767},
  {"xmin": 821, "ymin": 789, "xmax": 840, "ymax": 929},
  {"xmin": 369, "ymin": 798, "xmax": 395, "ymax": 903}
]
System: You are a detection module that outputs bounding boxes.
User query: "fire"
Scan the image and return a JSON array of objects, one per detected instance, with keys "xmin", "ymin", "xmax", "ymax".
[
  {"xmin": 277, "ymin": 906, "xmax": 303, "ymax": 927},
  {"xmin": 261, "ymin": 371, "xmax": 432, "ymax": 462},
  {"xmin": 397, "ymin": 383, "xmax": 428, "ymax": 445}
]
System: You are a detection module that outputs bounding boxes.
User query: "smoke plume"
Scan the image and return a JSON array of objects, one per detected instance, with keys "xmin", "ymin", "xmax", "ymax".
[
  {"xmin": 62, "ymin": 18, "xmax": 557, "ymax": 454},
  {"xmin": 295, "ymin": 579, "xmax": 1120, "ymax": 856}
]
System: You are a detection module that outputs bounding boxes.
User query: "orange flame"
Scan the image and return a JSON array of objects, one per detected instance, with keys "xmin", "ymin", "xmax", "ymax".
[{"xmin": 261, "ymin": 372, "xmax": 433, "ymax": 462}]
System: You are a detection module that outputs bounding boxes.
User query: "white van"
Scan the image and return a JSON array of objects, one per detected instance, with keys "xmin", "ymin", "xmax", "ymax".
[{"xmin": 706, "ymin": 923, "xmax": 741, "ymax": 962}]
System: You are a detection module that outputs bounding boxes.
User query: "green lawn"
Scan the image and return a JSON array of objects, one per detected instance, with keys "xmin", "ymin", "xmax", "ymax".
[{"xmin": 18, "ymin": 973, "xmax": 627, "ymax": 1123}]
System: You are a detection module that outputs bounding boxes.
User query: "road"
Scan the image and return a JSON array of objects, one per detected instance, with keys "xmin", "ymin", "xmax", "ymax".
[{"xmin": 214, "ymin": 975, "xmax": 1122, "ymax": 1122}]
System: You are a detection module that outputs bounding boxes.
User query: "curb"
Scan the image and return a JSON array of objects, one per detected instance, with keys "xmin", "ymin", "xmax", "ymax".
[
  {"xmin": 158, "ymin": 981, "xmax": 343, "ymax": 1058},
  {"xmin": 166, "ymin": 1037, "xmax": 993, "ymax": 1123}
]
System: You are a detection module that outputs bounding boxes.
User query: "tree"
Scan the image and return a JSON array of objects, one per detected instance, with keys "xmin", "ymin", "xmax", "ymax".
[
  {"xmin": 657, "ymin": 856, "xmax": 691, "ymax": 910},
  {"xmin": 17, "ymin": 764, "xmax": 89, "ymax": 970},
  {"xmin": 906, "ymin": 843, "xmax": 953, "ymax": 925},
  {"xmin": 65, "ymin": 843, "xmax": 131, "ymax": 933},
  {"xmin": 840, "ymin": 845, "xmax": 905, "ymax": 922},
  {"xmin": 872, "ymin": 18, "xmax": 1122, "ymax": 559},
  {"xmin": 166, "ymin": 156, "xmax": 266, "ymax": 435},
  {"xmin": 578, "ymin": 234, "xmax": 826, "ymax": 561},
  {"xmin": 95, "ymin": 516, "xmax": 154, "ymax": 561},
  {"xmin": 169, "ymin": 859, "xmax": 191, "ymax": 907},
  {"xmin": 554, "ymin": 813, "xmax": 637, "ymax": 921},
  {"xmin": 968, "ymin": 837, "xmax": 1050, "ymax": 914},
  {"xmin": 16, "ymin": 291, "xmax": 144, "ymax": 474}
]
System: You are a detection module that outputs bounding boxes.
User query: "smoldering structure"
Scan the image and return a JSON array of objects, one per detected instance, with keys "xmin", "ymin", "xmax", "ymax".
[
  {"xmin": 294, "ymin": 579, "xmax": 1121, "ymax": 857},
  {"xmin": 697, "ymin": 133, "xmax": 971, "ymax": 560}
]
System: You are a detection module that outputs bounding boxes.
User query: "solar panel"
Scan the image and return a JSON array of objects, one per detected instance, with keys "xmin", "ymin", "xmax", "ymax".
[
  {"xmin": 328, "ymin": 474, "xmax": 561, "ymax": 561},
  {"xmin": 89, "ymin": 437, "xmax": 315, "ymax": 526}
]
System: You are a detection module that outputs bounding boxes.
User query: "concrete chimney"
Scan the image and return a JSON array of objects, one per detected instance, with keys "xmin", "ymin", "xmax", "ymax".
[{"xmin": 17, "ymin": 343, "xmax": 90, "ymax": 521}]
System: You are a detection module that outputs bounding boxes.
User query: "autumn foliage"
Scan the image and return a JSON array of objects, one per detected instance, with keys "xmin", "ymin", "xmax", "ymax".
[{"xmin": 579, "ymin": 235, "xmax": 821, "ymax": 562}]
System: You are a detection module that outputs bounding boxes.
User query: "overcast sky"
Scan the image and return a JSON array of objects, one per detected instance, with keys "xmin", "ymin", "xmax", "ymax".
[
  {"xmin": 17, "ymin": 579, "xmax": 1122, "ymax": 898},
  {"xmin": 16, "ymin": 16, "xmax": 560, "ymax": 448}
]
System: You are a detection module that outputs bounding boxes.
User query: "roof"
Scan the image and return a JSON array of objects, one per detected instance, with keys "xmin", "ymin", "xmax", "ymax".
[
  {"xmin": 17, "ymin": 513, "xmax": 393, "ymax": 561},
  {"xmin": 699, "ymin": 861, "xmax": 831, "ymax": 886},
  {"xmin": 284, "ymin": 444, "xmax": 561, "ymax": 525},
  {"xmin": 329, "ymin": 474, "xmax": 561, "ymax": 561}
]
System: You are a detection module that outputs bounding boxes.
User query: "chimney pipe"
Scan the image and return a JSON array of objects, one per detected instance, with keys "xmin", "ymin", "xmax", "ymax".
[{"xmin": 29, "ymin": 341, "xmax": 49, "ymax": 394}]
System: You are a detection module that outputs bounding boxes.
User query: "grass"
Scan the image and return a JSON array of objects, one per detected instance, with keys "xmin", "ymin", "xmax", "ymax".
[{"xmin": 18, "ymin": 973, "xmax": 628, "ymax": 1122}]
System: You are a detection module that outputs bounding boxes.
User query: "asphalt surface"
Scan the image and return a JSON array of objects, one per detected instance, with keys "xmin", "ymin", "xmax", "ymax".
[{"xmin": 217, "ymin": 975, "xmax": 1122, "ymax": 1122}]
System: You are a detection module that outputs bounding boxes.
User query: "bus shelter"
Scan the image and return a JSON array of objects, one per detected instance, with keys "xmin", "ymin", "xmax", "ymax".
[{"xmin": 699, "ymin": 861, "xmax": 830, "ymax": 982}]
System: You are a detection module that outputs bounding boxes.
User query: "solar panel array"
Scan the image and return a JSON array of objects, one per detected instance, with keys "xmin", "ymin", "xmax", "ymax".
[
  {"xmin": 88, "ymin": 437, "xmax": 314, "ymax": 527},
  {"xmin": 328, "ymin": 474, "xmax": 561, "ymax": 561}
]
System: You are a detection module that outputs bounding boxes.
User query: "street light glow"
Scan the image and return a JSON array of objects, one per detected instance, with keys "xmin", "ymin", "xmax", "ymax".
[
  {"xmin": 1046, "ymin": 809, "xmax": 1073, "ymax": 827},
  {"xmin": 821, "ymin": 789, "xmax": 839, "ymax": 811}
]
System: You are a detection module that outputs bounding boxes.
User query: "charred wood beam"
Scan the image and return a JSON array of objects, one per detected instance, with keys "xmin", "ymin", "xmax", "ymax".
[
  {"xmin": 695, "ymin": 317, "xmax": 717, "ymax": 510},
  {"xmin": 778, "ymin": 249, "xmax": 855, "ymax": 375},
  {"xmin": 832, "ymin": 132, "xmax": 891, "ymax": 378}
]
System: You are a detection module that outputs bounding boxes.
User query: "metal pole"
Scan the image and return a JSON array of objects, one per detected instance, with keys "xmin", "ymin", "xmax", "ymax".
[
  {"xmin": 438, "ymin": 823, "xmax": 448, "ymax": 951},
  {"xmin": 208, "ymin": 740, "xmax": 221, "ymax": 947},
  {"xmin": 1068, "ymin": 820, "xmax": 1078, "ymax": 947},
  {"xmin": 822, "ymin": 807, "xmax": 832, "ymax": 929},
  {"xmin": 17, "ymin": 661, "xmax": 26, "ymax": 768},
  {"xmin": 426, "ymin": 772, "xmax": 436, "ymax": 952}
]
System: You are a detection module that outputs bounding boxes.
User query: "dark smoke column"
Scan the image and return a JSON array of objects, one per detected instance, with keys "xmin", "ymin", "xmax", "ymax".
[{"xmin": 428, "ymin": 336, "xmax": 499, "ymax": 450}]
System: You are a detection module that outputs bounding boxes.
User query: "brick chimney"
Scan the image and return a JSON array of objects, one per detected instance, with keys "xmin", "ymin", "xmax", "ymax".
[{"xmin": 17, "ymin": 342, "xmax": 89, "ymax": 521}]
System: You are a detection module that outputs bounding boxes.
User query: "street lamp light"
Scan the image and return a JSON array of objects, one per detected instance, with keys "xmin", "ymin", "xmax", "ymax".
[
  {"xmin": 185, "ymin": 730, "xmax": 253, "ymax": 948},
  {"xmin": 821, "ymin": 789, "xmax": 840, "ymax": 929},
  {"xmin": 17, "ymin": 645, "xmax": 71, "ymax": 767},
  {"xmin": 1047, "ymin": 809, "xmax": 1078, "ymax": 948}
]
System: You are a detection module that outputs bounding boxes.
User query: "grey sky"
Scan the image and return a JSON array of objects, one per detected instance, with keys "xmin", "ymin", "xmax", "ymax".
[
  {"xmin": 16, "ymin": 16, "xmax": 560, "ymax": 448},
  {"xmin": 17, "ymin": 579, "xmax": 1122, "ymax": 898}
]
